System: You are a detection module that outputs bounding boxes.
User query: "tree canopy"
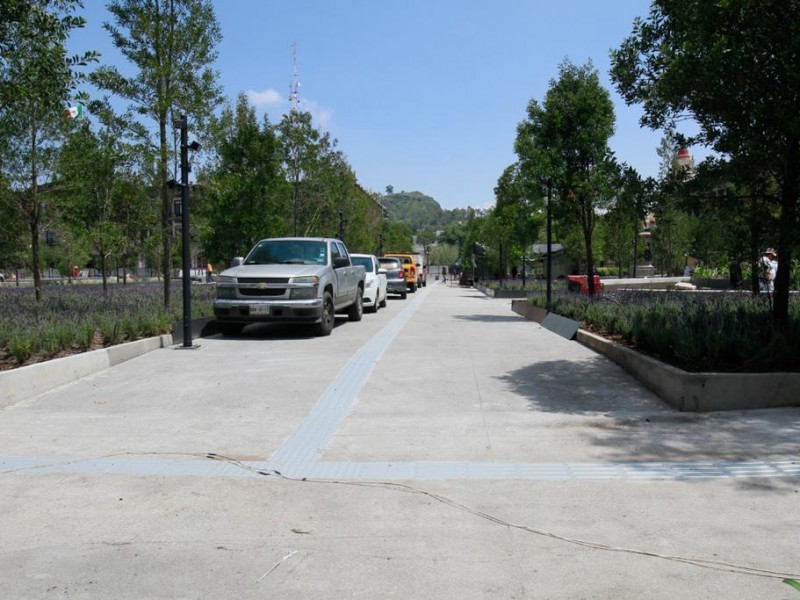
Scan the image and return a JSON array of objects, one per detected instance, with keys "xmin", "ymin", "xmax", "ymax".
[
  {"xmin": 610, "ymin": 0, "xmax": 800, "ymax": 329},
  {"xmin": 92, "ymin": 0, "xmax": 222, "ymax": 307},
  {"xmin": 515, "ymin": 59, "xmax": 616, "ymax": 293}
]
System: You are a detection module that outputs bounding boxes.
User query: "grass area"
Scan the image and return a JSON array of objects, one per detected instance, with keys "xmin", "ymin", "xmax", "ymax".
[
  {"xmin": 0, "ymin": 282, "xmax": 215, "ymax": 370},
  {"xmin": 528, "ymin": 290, "xmax": 800, "ymax": 373}
]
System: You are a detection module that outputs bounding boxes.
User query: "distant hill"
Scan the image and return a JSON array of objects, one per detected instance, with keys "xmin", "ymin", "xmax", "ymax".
[{"xmin": 382, "ymin": 191, "xmax": 470, "ymax": 231}]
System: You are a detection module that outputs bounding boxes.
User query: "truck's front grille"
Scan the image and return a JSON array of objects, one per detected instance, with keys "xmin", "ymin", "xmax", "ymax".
[
  {"xmin": 238, "ymin": 277, "xmax": 290, "ymax": 284},
  {"xmin": 240, "ymin": 288, "xmax": 285, "ymax": 297}
]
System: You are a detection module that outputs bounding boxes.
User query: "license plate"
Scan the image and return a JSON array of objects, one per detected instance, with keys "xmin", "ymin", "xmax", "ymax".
[{"xmin": 250, "ymin": 305, "xmax": 270, "ymax": 316}]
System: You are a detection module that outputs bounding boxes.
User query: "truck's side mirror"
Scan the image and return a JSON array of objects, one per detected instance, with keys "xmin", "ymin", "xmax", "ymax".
[
  {"xmin": 232, "ymin": 256, "xmax": 243, "ymax": 266},
  {"xmin": 333, "ymin": 256, "xmax": 350, "ymax": 268}
]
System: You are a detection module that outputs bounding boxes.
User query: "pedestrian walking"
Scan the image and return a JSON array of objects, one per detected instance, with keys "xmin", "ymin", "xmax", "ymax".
[
  {"xmin": 759, "ymin": 248, "xmax": 777, "ymax": 293},
  {"xmin": 205, "ymin": 261, "xmax": 214, "ymax": 283}
]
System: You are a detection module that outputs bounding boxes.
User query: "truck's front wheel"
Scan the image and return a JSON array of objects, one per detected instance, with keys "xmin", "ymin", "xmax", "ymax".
[
  {"xmin": 347, "ymin": 287, "xmax": 364, "ymax": 322},
  {"xmin": 314, "ymin": 292, "xmax": 335, "ymax": 336}
]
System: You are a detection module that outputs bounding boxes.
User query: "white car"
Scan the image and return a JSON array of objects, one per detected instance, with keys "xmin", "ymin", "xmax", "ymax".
[{"xmin": 350, "ymin": 253, "xmax": 387, "ymax": 313}]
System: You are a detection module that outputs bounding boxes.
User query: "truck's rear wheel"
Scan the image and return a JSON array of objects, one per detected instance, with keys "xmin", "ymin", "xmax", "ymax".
[
  {"xmin": 348, "ymin": 287, "xmax": 364, "ymax": 321},
  {"xmin": 314, "ymin": 292, "xmax": 335, "ymax": 336}
]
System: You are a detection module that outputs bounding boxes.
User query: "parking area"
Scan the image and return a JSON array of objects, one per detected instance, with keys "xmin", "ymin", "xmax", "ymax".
[{"xmin": 1, "ymin": 284, "xmax": 799, "ymax": 598}]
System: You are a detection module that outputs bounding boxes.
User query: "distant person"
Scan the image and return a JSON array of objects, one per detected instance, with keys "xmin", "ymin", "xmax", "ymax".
[
  {"xmin": 759, "ymin": 248, "xmax": 777, "ymax": 293},
  {"xmin": 206, "ymin": 261, "xmax": 214, "ymax": 283},
  {"xmin": 729, "ymin": 261, "xmax": 743, "ymax": 289},
  {"xmin": 442, "ymin": 266, "xmax": 447, "ymax": 284}
]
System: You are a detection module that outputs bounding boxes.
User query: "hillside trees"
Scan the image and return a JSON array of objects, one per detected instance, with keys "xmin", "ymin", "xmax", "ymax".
[
  {"xmin": 515, "ymin": 60, "xmax": 616, "ymax": 294},
  {"xmin": 0, "ymin": 0, "xmax": 97, "ymax": 300},
  {"xmin": 610, "ymin": 0, "xmax": 800, "ymax": 330},
  {"xmin": 91, "ymin": 0, "xmax": 222, "ymax": 308}
]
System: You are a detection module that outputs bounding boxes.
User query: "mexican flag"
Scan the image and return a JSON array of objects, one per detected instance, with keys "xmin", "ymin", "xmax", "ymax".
[{"xmin": 64, "ymin": 103, "xmax": 84, "ymax": 120}]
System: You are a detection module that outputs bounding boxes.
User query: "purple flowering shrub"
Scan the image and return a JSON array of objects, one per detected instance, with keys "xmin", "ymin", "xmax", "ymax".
[
  {"xmin": 529, "ymin": 290, "xmax": 800, "ymax": 373},
  {"xmin": 0, "ymin": 283, "xmax": 215, "ymax": 368}
]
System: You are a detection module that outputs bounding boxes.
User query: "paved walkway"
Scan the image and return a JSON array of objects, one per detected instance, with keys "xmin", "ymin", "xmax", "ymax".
[{"xmin": 1, "ymin": 283, "xmax": 799, "ymax": 598}]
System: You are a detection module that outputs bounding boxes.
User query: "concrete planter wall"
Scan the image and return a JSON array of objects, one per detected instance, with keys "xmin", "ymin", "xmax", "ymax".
[
  {"xmin": 1, "ymin": 317, "xmax": 220, "ymax": 408},
  {"xmin": 511, "ymin": 299, "xmax": 800, "ymax": 412},
  {"xmin": 691, "ymin": 277, "xmax": 733, "ymax": 290},
  {"xmin": 476, "ymin": 284, "xmax": 545, "ymax": 299}
]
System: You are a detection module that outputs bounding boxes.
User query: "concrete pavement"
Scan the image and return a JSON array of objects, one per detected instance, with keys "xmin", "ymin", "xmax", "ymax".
[{"xmin": 1, "ymin": 282, "xmax": 799, "ymax": 599}]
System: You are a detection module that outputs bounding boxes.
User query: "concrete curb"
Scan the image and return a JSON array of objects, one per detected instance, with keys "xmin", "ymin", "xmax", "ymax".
[
  {"xmin": 511, "ymin": 299, "xmax": 800, "ymax": 412},
  {"xmin": 0, "ymin": 334, "xmax": 173, "ymax": 408}
]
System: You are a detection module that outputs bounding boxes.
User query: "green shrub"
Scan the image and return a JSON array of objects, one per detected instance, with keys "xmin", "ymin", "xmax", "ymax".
[{"xmin": 528, "ymin": 290, "xmax": 799, "ymax": 372}]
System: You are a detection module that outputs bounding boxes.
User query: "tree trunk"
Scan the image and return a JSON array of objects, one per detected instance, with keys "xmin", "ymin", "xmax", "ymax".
[
  {"xmin": 773, "ymin": 137, "xmax": 799, "ymax": 331},
  {"xmin": 30, "ymin": 211, "xmax": 41, "ymax": 302},
  {"xmin": 159, "ymin": 116, "xmax": 171, "ymax": 308}
]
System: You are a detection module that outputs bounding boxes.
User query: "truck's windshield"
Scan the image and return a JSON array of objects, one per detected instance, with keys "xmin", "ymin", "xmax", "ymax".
[{"xmin": 245, "ymin": 240, "xmax": 327, "ymax": 265}]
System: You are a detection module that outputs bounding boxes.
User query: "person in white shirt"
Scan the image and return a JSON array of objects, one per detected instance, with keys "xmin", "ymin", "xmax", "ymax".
[{"xmin": 759, "ymin": 248, "xmax": 778, "ymax": 293}]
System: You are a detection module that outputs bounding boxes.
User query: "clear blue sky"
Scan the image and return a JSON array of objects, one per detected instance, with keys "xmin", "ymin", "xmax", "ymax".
[{"xmin": 70, "ymin": 0, "xmax": 674, "ymax": 211}]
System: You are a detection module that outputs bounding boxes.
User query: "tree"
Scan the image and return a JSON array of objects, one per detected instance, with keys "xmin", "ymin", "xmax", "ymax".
[
  {"xmin": 516, "ymin": 60, "xmax": 616, "ymax": 294},
  {"xmin": 56, "ymin": 102, "xmax": 152, "ymax": 290},
  {"xmin": 277, "ymin": 110, "xmax": 331, "ymax": 237},
  {"xmin": 610, "ymin": 0, "xmax": 800, "ymax": 329},
  {"xmin": 381, "ymin": 221, "xmax": 414, "ymax": 254},
  {"xmin": 92, "ymin": 0, "xmax": 222, "ymax": 307},
  {"xmin": 495, "ymin": 162, "xmax": 543, "ymax": 284},
  {"xmin": 0, "ymin": 0, "xmax": 97, "ymax": 300},
  {"xmin": 598, "ymin": 166, "xmax": 651, "ymax": 277},
  {"xmin": 199, "ymin": 94, "xmax": 288, "ymax": 263}
]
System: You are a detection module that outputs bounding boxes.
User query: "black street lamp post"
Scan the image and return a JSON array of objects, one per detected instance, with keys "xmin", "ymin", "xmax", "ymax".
[
  {"xmin": 546, "ymin": 181, "xmax": 553, "ymax": 311},
  {"xmin": 175, "ymin": 115, "xmax": 200, "ymax": 349}
]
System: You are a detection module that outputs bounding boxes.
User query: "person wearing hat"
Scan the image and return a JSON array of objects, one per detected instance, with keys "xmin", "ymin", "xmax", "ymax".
[{"xmin": 759, "ymin": 248, "xmax": 778, "ymax": 293}]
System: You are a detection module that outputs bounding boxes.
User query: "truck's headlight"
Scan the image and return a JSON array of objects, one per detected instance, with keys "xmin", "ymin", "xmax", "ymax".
[
  {"xmin": 290, "ymin": 276, "xmax": 319, "ymax": 299},
  {"xmin": 292, "ymin": 275, "xmax": 319, "ymax": 284},
  {"xmin": 218, "ymin": 275, "xmax": 236, "ymax": 283},
  {"xmin": 290, "ymin": 286, "xmax": 316, "ymax": 299},
  {"xmin": 217, "ymin": 285, "xmax": 236, "ymax": 299}
]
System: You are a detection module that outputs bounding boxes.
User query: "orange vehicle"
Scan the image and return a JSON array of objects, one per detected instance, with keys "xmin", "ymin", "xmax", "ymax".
[{"xmin": 384, "ymin": 253, "xmax": 417, "ymax": 292}]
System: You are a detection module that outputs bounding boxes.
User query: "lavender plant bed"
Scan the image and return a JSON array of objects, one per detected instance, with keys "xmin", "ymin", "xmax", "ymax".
[{"xmin": 0, "ymin": 282, "xmax": 216, "ymax": 370}]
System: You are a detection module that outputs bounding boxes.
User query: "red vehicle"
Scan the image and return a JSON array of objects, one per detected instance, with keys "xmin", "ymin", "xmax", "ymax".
[{"xmin": 567, "ymin": 274, "xmax": 603, "ymax": 294}]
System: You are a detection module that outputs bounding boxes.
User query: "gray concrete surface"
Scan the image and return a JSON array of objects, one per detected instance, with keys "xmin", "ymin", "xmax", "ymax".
[{"xmin": 1, "ymin": 283, "xmax": 799, "ymax": 599}]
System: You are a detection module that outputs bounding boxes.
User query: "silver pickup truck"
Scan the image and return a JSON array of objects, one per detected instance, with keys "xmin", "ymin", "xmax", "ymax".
[{"xmin": 213, "ymin": 237, "xmax": 366, "ymax": 336}]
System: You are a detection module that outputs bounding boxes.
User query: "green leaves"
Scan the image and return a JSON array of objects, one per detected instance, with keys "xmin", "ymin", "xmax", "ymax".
[{"xmin": 784, "ymin": 579, "xmax": 800, "ymax": 594}]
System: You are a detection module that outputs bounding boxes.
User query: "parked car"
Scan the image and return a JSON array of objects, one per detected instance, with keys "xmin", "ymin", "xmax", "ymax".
[
  {"xmin": 350, "ymin": 254, "xmax": 387, "ymax": 313},
  {"xmin": 411, "ymin": 253, "xmax": 427, "ymax": 287},
  {"xmin": 384, "ymin": 252, "xmax": 417, "ymax": 292},
  {"xmin": 378, "ymin": 257, "xmax": 407, "ymax": 299},
  {"xmin": 213, "ymin": 237, "xmax": 366, "ymax": 336}
]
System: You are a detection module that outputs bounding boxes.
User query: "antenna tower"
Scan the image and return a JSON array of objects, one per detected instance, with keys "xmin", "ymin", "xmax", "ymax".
[{"xmin": 289, "ymin": 42, "xmax": 300, "ymax": 112}]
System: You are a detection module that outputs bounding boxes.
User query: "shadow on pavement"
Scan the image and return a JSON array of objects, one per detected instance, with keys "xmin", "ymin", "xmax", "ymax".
[
  {"xmin": 212, "ymin": 318, "xmax": 347, "ymax": 340},
  {"xmin": 497, "ymin": 356, "xmax": 660, "ymax": 416},
  {"xmin": 498, "ymin": 356, "xmax": 800, "ymax": 476}
]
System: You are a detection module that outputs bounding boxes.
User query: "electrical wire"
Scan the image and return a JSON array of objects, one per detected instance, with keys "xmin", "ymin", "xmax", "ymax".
[{"xmin": 203, "ymin": 452, "xmax": 800, "ymax": 582}]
